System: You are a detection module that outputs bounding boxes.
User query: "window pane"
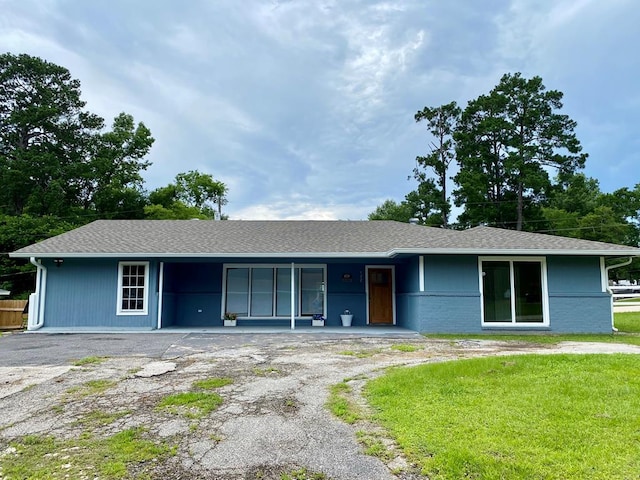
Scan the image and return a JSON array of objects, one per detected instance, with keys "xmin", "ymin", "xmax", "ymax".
[
  {"xmin": 482, "ymin": 262, "xmax": 512, "ymax": 323},
  {"xmin": 251, "ymin": 268, "xmax": 274, "ymax": 316},
  {"xmin": 276, "ymin": 268, "xmax": 293, "ymax": 316},
  {"xmin": 300, "ymin": 268, "xmax": 324, "ymax": 316},
  {"xmin": 226, "ymin": 268, "xmax": 249, "ymax": 316},
  {"xmin": 514, "ymin": 262, "xmax": 543, "ymax": 323}
]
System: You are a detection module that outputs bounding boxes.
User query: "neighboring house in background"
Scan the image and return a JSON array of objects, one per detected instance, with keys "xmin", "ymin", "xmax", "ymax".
[{"xmin": 10, "ymin": 220, "xmax": 640, "ymax": 333}]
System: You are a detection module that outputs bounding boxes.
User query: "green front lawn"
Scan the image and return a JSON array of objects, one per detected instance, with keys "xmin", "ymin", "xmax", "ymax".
[
  {"xmin": 365, "ymin": 354, "xmax": 640, "ymax": 480},
  {"xmin": 614, "ymin": 311, "xmax": 640, "ymax": 333}
]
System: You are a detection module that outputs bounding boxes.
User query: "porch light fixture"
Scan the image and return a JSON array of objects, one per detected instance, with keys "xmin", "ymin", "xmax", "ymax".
[{"xmin": 53, "ymin": 258, "xmax": 64, "ymax": 267}]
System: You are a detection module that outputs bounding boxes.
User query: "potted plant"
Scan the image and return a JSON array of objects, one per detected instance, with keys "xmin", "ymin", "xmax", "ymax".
[
  {"xmin": 340, "ymin": 309, "xmax": 353, "ymax": 327},
  {"xmin": 223, "ymin": 312, "xmax": 237, "ymax": 327},
  {"xmin": 311, "ymin": 314, "xmax": 325, "ymax": 327}
]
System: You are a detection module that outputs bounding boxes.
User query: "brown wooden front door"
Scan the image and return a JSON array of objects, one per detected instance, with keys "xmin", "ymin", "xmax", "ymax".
[{"xmin": 368, "ymin": 267, "xmax": 394, "ymax": 325}]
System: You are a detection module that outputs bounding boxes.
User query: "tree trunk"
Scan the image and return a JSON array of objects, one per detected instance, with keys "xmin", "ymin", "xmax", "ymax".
[{"xmin": 516, "ymin": 182, "xmax": 524, "ymax": 231}]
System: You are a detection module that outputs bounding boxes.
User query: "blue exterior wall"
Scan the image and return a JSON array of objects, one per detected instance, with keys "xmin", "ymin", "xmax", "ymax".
[
  {"xmin": 159, "ymin": 259, "xmax": 396, "ymax": 328},
  {"xmin": 162, "ymin": 262, "xmax": 222, "ymax": 327},
  {"xmin": 43, "ymin": 258, "xmax": 158, "ymax": 328},
  {"xmin": 546, "ymin": 256, "xmax": 611, "ymax": 333},
  {"xmin": 397, "ymin": 255, "xmax": 482, "ymax": 333},
  {"xmin": 39, "ymin": 253, "xmax": 611, "ymax": 333},
  {"xmin": 403, "ymin": 254, "xmax": 611, "ymax": 333}
]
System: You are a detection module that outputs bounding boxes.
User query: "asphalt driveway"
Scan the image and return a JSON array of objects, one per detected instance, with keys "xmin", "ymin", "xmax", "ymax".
[{"xmin": 1, "ymin": 332, "xmax": 639, "ymax": 479}]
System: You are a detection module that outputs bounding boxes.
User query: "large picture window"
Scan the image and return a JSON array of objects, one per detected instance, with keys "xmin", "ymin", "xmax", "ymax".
[
  {"xmin": 223, "ymin": 265, "xmax": 326, "ymax": 319},
  {"xmin": 117, "ymin": 262, "xmax": 149, "ymax": 315},
  {"xmin": 479, "ymin": 258, "xmax": 548, "ymax": 326}
]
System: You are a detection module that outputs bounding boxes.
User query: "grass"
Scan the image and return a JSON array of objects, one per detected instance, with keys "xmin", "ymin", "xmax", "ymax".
[
  {"xmin": 326, "ymin": 381, "xmax": 361, "ymax": 424},
  {"xmin": 72, "ymin": 356, "xmax": 108, "ymax": 366},
  {"xmin": 0, "ymin": 427, "xmax": 175, "ymax": 479},
  {"xmin": 614, "ymin": 311, "xmax": 640, "ymax": 333},
  {"xmin": 193, "ymin": 377, "xmax": 233, "ymax": 390},
  {"xmin": 74, "ymin": 409, "xmax": 131, "ymax": 428},
  {"xmin": 280, "ymin": 467, "xmax": 327, "ymax": 480},
  {"xmin": 338, "ymin": 348, "xmax": 382, "ymax": 358},
  {"xmin": 390, "ymin": 343, "xmax": 419, "ymax": 352},
  {"xmin": 365, "ymin": 354, "xmax": 640, "ymax": 480},
  {"xmin": 426, "ymin": 312, "xmax": 640, "ymax": 345},
  {"xmin": 66, "ymin": 379, "xmax": 116, "ymax": 397},
  {"xmin": 427, "ymin": 332, "xmax": 640, "ymax": 346},
  {"xmin": 156, "ymin": 392, "xmax": 223, "ymax": 418},
  {"xmin": 253, "ymin": 366, "xmax": 281, "ymax": 376},
  {"xmin": 356, "ymin": 431, "xmax": 393, "ymax": 461}
]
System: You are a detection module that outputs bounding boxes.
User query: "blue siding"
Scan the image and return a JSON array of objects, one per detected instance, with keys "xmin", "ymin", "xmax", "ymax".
[
  {"xmin": 405, "ymin": 254, "xmax": 612, "ymax": 333},
  {"xmin": 40, "ymin": 253, "xmax": 612, "ymax": 334},
  {"xmin": 546, "ymin": 256, "xmax": 610, "ymax": 333},
  {"xmin": 397, "ymin": 292, "xmax": 482, "ymax": 332},
  {"xmin": 163, "ymin": 263, "xmax": 222, "ymax": 327},
  {"xmin": 44, "ymin": 258, "xmax": 157, "ymax": 329}
]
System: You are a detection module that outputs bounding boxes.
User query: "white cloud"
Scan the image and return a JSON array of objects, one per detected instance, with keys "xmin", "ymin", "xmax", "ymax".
[{"xmin": 1, "ymin": 0, "xmax": 639, "ymax": 218}]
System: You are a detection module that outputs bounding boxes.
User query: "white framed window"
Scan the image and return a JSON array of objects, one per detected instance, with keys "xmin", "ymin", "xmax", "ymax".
[
  {"xmin": 222, "ymin": 264, "xmax": 326, "ymax": 319},
  {"xmin": 117, "ymin": 262, "xmax": 149, "ymax": 315},
  {"xmin": 479, "ymin": 257, "xmax": 549, "ymax": 327}
]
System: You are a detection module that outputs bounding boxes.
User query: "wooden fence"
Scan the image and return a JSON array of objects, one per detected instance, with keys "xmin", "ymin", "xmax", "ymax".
[{"xmin": 0, "ymin": 300, "xmax": 28, "ymax": 330}]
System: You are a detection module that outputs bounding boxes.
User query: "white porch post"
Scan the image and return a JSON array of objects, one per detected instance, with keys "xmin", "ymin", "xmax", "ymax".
[
  {"xmin": 157, "ymin": 261, "xmax": 164, "ymax": 330},
  {"xmin": 290, "ymin": 262, "xmax": 295, "ymax": 330}
]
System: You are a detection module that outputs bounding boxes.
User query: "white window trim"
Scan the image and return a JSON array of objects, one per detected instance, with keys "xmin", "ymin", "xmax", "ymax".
[
  {"xmin": 221, "ymin": 263, "xmax": 327, "ymax": 319},
  {"xmin": 478, "ymin": 256, "xmax": 549, "ymax": 327},
  {"xmin": 117, "ymin": 261, "xmax": 149, "ymax": 316}
]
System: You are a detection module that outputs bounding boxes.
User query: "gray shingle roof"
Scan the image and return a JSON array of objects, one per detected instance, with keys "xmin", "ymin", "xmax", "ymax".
[{"xmin": 9, "ymin": 220, "xmax": 640, "ymax": 258}]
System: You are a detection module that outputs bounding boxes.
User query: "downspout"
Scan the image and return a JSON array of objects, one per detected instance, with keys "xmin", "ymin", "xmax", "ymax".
[
  {"xmin": 290, "ymin": 262, "xmax": 295, "ymax": 330},
  {"xmin": 29, "ymin": 257, "xmax": 47, "ymax": 331},
  {"xmin": 605, "ymin": 257, "xmax": 633, "ymax": 332}
]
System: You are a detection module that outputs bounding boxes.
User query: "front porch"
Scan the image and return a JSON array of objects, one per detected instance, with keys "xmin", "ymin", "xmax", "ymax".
[{"xmin": 159, "ymin": 259, "xmax": 412, "ymax": 329}]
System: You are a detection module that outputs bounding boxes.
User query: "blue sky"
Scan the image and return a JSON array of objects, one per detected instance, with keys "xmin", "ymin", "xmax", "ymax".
[{"xmin": 1, "ymin": 0, "xmax": 638, "ymax": 220}]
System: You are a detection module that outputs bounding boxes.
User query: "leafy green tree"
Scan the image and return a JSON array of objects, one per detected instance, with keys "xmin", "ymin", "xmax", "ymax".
[
  {"xmin": 0, "ymin": 215, "xmax": 79, "ymax": 296},
  {"xmin": 78, "ymin": 113, "xmax": 153, "ymax": 218},
  {"xmin": 368, "ymin": 199, "xmax": 414, "ymax": 222},
  {"xmin": 175, "ymin": 170, "xmax": 228, "ymax": 219},
  {"xmin": 413, "ymin": 102, "xmax": 460, "ymax": 227},
  {"xmin": 146, "ymin": 171, "xmax": 228, "ymax": 220},
  {"xmin": 454, "ymin": 73, "xmax": 587, "ymax": 230},
  {"xmin": 0, "ymin": 53, "xmax": 154, "ymax": 218}
]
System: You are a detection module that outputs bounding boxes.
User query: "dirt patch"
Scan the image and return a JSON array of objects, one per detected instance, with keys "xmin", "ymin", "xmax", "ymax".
[{"xmin": 1, "ymin": 335, "xmax": 638, "ymax": 479}]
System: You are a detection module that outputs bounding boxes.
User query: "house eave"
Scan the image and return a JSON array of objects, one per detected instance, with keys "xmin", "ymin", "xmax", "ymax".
[
  {"xmin": 391, "ymin": 248, "xmax": 640, "ymax": 257},
  {"xmin": 10, "ymin": 248, "xmax": 640, "ymax": 259},
  {"xmin": 9, "ymin": 251, "xmax": 393, "ymax": 259}
]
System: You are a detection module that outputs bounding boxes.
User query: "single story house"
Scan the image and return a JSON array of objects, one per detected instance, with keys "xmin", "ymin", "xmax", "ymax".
[{"xmin": 9, "ymin": 220, "xmax": 640, "ymax": 333}]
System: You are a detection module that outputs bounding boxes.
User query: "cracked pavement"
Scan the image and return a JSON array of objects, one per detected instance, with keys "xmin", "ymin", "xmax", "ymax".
[{"xmin": 1, "ymin": 332, "xmax": 639, "ymax": 479}]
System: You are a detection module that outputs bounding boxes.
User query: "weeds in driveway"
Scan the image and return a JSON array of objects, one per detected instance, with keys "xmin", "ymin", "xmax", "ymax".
[
  {"xmin": 326, "ymin": 381, "xmax": 361, "ymax": 424},
  {"xmin": 74, "ymin": 409, "xmax": 131, "ymax": 428},
  {"xmin": 280, "ymin": 467, "xmax": 328, "ymax": 480},
  {"xmin": 157, "ymin": 392, "xmax": 223, "ymax": 418},
  {"xmin": 0, "ymin": 427, "xmax": 175, "ymax": 479},
  {"xmin": 193, "ymin": 377, "xmax": 233, "ymax": 389},
  {"xmin": 365, "ymin": 354, "xmax": 640, "ymax": 479},
  {"xmin": 65, "ymin": 379, "xmax": 116, "ymax": 398},
  {"xmin": 253, "ymin": 366, "xmax": 281, "ymax": 376},
  {"xmin": 390, "ymin": 344, "xmax": 418, "ymax": 352},
  {"xmin": 355, "ymin": 431, "xmax": 393, "ymax": 461},
  {"xmin": 72, "ymin": 356, "xmax": 108, "ymax": 367},
  {"xmin": 338, "ymin": 348, "xmax": 382, "ymax": 358}
]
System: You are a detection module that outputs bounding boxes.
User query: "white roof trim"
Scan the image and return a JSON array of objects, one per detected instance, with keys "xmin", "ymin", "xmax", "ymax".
[{"xmin": 10, "ymin": 248, "xmax": 640, "ymax": 259}]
